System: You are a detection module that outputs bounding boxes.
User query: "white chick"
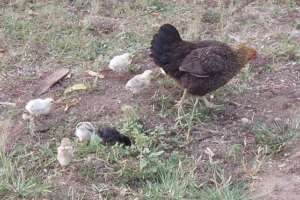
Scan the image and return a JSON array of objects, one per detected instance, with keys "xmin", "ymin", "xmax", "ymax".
[
  {"xmin": 108, "ymin": 53, "xmax": 132, "ymax": 72},
  {"xmin": 75, "ymin": 122, "xmax": 96, "ymax": 142},
  {"xmin": 25, "ymin": 98, "xmax": 54, "ymax": 116},
  {"xmin": 125, "ymin": 70, "xmax": 153, "ymax": 94},
  {"xmin": 57, "ymin": 138, "xmax": 74, "ymax": 167}
]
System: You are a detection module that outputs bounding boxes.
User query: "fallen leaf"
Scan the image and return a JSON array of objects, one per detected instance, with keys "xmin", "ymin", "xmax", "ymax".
[
  {"xmin": 86, "ymin": 70, "xmax": 104, "ymax": 78},
  {"xmin": 34, "ymin": 68, "xmax": 70, "ymax": 96},
  {"xmin": 64, "ymin": 83, "xmax": 88, "ymax": 95},
  {"xmin": 0, "ymin": 48, "xmax": 5, "ymax": 53}
]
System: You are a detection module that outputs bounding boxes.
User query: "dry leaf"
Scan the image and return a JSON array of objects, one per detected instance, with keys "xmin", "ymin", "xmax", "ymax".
[
  {"xmin": 86, "ymin": 70, "xmax": 104, "ymax": 78},
  {"xmin": 64, "ymin": 83, "xmax": 88, "ymax": 95},
  {"xmin": 34, "ymin": 68, "xmax": 70, "ymax": 96}
]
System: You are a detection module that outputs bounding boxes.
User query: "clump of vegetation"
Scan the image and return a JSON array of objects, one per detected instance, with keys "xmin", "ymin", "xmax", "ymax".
[
  {"xmin": 251, "ymin": 121, "xmax": 299, "ymax": 155},
  {"xmin": 0, "ymin": 139, "xmax": 51, "ymax": 198}
]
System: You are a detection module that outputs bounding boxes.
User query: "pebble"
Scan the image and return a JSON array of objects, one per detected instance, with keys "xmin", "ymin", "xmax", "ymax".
[{"xmin": 241, "ymin": 117, "xmax": 251, "ymax": 125}]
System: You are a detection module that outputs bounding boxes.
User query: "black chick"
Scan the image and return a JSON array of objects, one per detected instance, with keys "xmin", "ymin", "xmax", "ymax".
[{"xmin": 97, "ymin": 127, "xmax": 131, "ymax": 146}]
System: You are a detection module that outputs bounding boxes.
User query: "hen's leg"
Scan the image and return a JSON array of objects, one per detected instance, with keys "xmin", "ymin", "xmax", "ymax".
[
  {"xmin": 201, "ymin": 96, "xmax": 220, "ymax": 108},
  {"xmin": 175, "ymin": 89, "xmax": 188, "ymax": 109},
  {"xmin": 175, "ymin": 89, "xmax": 188, "ymax": 126}
]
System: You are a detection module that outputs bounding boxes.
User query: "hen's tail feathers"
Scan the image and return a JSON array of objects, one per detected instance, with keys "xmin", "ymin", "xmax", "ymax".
[{"xmin": 150, "ymin": 24, "xmax": 182, "ymax": 66}]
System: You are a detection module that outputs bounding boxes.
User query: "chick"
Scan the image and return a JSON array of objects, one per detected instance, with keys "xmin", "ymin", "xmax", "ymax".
[
  {"xmin": 97, "ymin": 127, "xmax": 131, "ymax": 146},
  {"xmin": 125, "ymin": 70, "xmax": 153, "ymax": 94},
  {"xmin": 57, "ymin": 138, "xmax": 74, "ymax": 167},
  {"xmin": 108, "ymin": 53, "xmax": 132, "ymax": 72},
  {"xmin": 75, "ymin": 122, "xmax": 96, "ymax": 142},
  {"xmin": 25, "ymin": 98, "xmax": 54, "ymax": 116}
]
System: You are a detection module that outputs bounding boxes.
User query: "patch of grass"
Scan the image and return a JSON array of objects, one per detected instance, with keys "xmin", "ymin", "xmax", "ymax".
[
  {"xmin": 263, "ymin": 38, "xmax": 300, "ymax": 62},
  {"xmin": 251, "ymin": 121, "xmax": 299, "ymax": 155},
  {"xmin": 145, "ymin": 0, "xmax": 169, "ymax": 12},
  {"xmin": 199, "ymin": 185, "xmax": 251, "ymax": 200},
  {"xmin": 143, "ymin": 152, "xmax": 201, "ymax": 199},
  {"xmin": 201, "ymin": 163, "xmax": 251, "ymax": 200},
  {"xmin": 75, "ymin": 106, "xmax": 203, "ymax": 198},
  {"xmin": 0, "ymin": 144, "xmax": 51, "ymax": 198},
  {"xmin": 200, "ymin": 160, "xmax": 251, "ymax": 200},
  {"xmin": 176, "ymin": 98, "xmax": 218, "ymax": 139},
  {"xmin": 152, "ymin": 90, "xmax": 175, "ymax": 118},
  {"xmin": 287, "ymin": 0, "xmax": 297, "ymax": 10},
  {"xmin": 227, "ymin": 143, "xmax": 244, "ymax": 162}
]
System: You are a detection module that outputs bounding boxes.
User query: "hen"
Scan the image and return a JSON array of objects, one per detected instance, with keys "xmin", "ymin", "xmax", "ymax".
[{"xmin": 150, "ymin": 24, "xmax": 257, "ymax": 108}]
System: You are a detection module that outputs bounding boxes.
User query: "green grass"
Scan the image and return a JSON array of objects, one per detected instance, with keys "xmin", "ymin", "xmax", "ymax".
[
  {"xmin": 0, "ymin": 145, "xmax": 51, "ymax": 198},
  {"xmin": 199, "ymin": 185, "xmax": 251, "ymax": 200},
  {"xmin": 251, "ymin": 121, "xmax": 299, "ymax": 155},
  {"xmin": 142, "ymin": 152, "xmax": 200, "ymax": 199}
]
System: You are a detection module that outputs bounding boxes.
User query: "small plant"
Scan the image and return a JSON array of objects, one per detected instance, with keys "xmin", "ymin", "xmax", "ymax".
[
  {"xmin": 142, "ymin": 152, "xmax": 201, "ymax": 199},
  {"xmin": 251, "ymin": 121, "xmax": 298, "ymax": 155},
  {"xmin": 152, "ymin": 90, "xmax": 175, "ymax": 118},
  {"xmin": 199, "ymin": 184, "xmax": 251, "ymax": 200},
  {"xmin": 145, "ymin": 0, "xmax": 168, "ymax": 12},
  {"xmin": 201, "ymin": 163, "xmax": 251, "ymax": 200},
  {"xmin": 176, "ymin": 98, "xmax": 215, "ymax": 139},
  {"xmin": 227, "ymin": 143, "xmax": 243, "ymax": 162},
  {"xmin": 0, "ymin": 145, "xmax": 51, "ymax": 198}
]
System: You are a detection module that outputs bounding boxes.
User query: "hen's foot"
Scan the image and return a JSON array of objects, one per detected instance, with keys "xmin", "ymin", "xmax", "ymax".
[{"xmin": 201, "ymin": 96, "xmax": 221, "ymax": 109}]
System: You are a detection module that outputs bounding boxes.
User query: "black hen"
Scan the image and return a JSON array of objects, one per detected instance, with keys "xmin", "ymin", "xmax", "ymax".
[
  {"xmin": 150, "ymin": 24, "xmax": 257, "ymax": 108},
  {"xmin": 97, "ymin": 127, "xmax": 131, "ymax": 146}
]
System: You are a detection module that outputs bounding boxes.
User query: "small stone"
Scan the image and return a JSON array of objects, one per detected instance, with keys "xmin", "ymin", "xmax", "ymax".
[
  {"xmin": 284, "ymin": 153, "xmax": 290, "ymax": 157},
  {"xmin": 241, "ymin": 117, "xmax": 251, "ymax": 125}
]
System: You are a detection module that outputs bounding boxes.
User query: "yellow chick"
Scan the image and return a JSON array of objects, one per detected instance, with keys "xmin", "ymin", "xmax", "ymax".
[
  {"xmin": 108, "ymin": 53, "xmax": 132, "ymax": 72},
  {"xmin": 25, "ymin": 98, "xmax": 54, "ymax": 116},
  {"xmin": 125, "ymin": 70, "xmax": 153, "ymax": 94},
  {"xmin": 57, "ymin": 138, "xmax": 74, "ymax": 167}
]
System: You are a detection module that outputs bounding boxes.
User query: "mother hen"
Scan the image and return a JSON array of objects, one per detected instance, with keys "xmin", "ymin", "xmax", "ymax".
[{"xmin": 150, "ymin": 24, "xmax": 257, "ymax": 108}]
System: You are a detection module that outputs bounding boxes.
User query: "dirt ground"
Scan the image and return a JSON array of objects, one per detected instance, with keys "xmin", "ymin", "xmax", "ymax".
[
  {"xmin": 251, "ymin": 139, "xmax": 300, "ymax": 200},
  {"xmin": 1, "ymin": 0, "xmax": 300, "ymax": 199}
]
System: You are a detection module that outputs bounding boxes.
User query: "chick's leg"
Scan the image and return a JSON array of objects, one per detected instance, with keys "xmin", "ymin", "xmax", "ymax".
[{"xmin": 201, "ymin": 96, "xmax": 220, "ymax": 109}]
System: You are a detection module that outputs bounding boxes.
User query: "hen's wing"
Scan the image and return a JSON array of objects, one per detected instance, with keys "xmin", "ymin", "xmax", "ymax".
[{"xmin": 179, "ymin": 45, "xmax": 233, "ymax": 77}]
